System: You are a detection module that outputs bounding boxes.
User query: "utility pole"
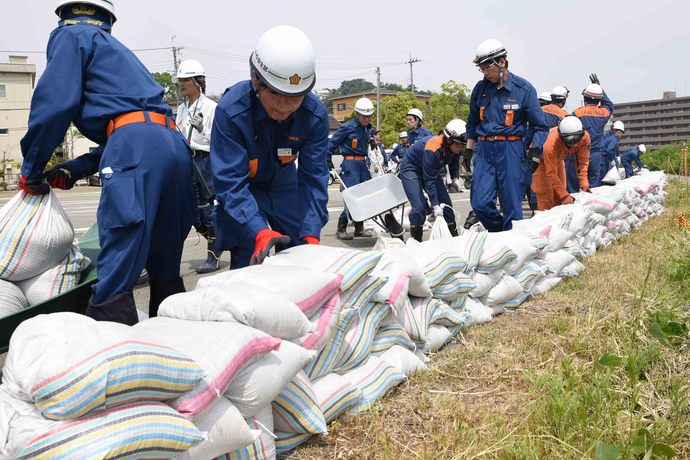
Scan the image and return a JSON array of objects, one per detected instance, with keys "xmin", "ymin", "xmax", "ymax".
[
  {"xmin": 376, "ymin": 67, "xmax": 381, "ymax": 130},
  {"xmin": 170, "ymin": 36, "xmax": 184, "ymax": 102},
  {"xmin": 407, "ymin": 52, "xmax": 421, "ymax": 96}
]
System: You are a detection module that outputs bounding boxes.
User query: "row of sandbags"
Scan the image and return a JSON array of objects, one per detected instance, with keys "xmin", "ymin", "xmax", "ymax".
[
  {"xmin": 0, "ymin": 191, "xmax": 90, "ymax": 317},
  {"xmin": 0, "ymin": 171, "xmax": 667, "ymax": 459}
]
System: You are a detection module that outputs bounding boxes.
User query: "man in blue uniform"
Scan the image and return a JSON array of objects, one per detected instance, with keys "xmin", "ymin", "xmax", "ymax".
[
  {"xmin": 464, "ymin": 39, "xmax": 548, "ymax": 232},
  {"xmin": 569, "ymin": 74, "xmax": 614, "ymax": 191},
  {"xmin": 621, "ymin": 144, "xmax": 647, "ymax": 177},
  {"xmin": 600, "ymin": 120, "xmax": 625, "ymax": 181},
  {"xmin": 329, "ymin": 97, "xmax": 375, "ymax": 240},
  {"xmin": 400, "ymin": 119, "xmax": 466, "ymax": 241},
  {"xmin": 18, "ymin": 1, "xmax": 195, "ymax": 325},
  {"xmin": 211, "ymin": 26, "xmax": 330, "ymax": 268},
  {"xmin": 390, "ymin": 131, "xmax": 409, "ymax": 165}
]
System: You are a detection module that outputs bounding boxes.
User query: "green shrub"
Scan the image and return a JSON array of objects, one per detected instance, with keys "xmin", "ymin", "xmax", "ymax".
[{"xmin": 644, "ymin": 143, "xmax": 687, "ymax": 174}]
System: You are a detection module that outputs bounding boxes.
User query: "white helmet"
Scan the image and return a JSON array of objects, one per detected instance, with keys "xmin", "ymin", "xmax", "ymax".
[
  {"xmin": 473, "ymin": 39, "xmax": 507, "ymax": 65},
  {"xmin": 538, "ymin": 92, "xmax": 552, "ymax": 103},
  {"xmin": 583, "ymin": 83, "xmax": 603, "ymax": 100},
  {"xmin": 551, "ymin": 85, "xmax": 569, "ymax": 100},
  {"xmin": 56, "ymin": 0, "xmax": 116, "ymax": 22},
  {"xmin": 176, "ymin": 59, "xmax": 205, "ymax": 79},
  {"xmin": 399, "ymin": 131, "xmax": 409, "ymax": 139},
  {"xmin": 638, "ymin": 144, "xmax": 647, "ymax": 153},
  {"xmin": 558, "ymin": 116, "xmax": 585, "ymax": 145},
  {"xmin": 354, "ymin": 97, "xmax": 374, "ymax": 116},
  {"xmin": 443, "ymin": 119, "xmax": 467, "ymax": 143},
  {"xmin": 407, "ymin": 108, "xmax": 423, "ymax": 121},
  {"xmin": 612, "ymin": 120, "xmax": 625, "ymax": 132},
  {"xmin": 250, "ymin": 25, "xmax": 316, "ymax": 96}
]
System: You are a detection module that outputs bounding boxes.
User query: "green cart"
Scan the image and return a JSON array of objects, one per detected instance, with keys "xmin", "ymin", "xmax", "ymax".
[{"xmin": 0, "ymin": 225, "xmax": 100, "ymax": 353}]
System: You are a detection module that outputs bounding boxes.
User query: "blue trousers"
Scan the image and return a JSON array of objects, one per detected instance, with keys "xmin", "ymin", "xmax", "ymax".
[
  {"xmin": 192, "ymin": 152, "xmax": 215, "ymax": 233},
  {"xmin": 621, "ymin": 158, "xmax": 634, "ymax": 178},
  {"xmin": 400, "ymin": 165, "xmax": 454, "ymax": 226},
  {"xmin": 338, "ymin": 158, "xmax": 371, "ymax": 221},
  {"xmin": 470, "ymin": 140, "xmax": 526, "ymax": 232},
  {"xmin": 93, "ymin": 121, "xmax": 196, "ymax": 304},
  {"xmin": 587, "ymin": 150, "xmax": 603, "ymax": 188}
]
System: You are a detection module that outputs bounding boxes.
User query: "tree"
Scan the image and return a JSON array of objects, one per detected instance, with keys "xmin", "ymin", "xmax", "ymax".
[
  {"xmin": 152, "ymin": 72, "xmax": 179, "ymax": 106},
  {"xmin": 0, "ymin": 150, "xmax": 20, "ymax": 191},
  {"xmin": 337, "ymin": 78, "xmax": 375, "ymax": 96},
  {"xmin": 379, "ymin": 91, "xmax": 424, "ymax": 147},
  {"xmin": 61, "ymin": 124, "xmax": 84, "ymax": 161},
  {"xmin": 427, "ymin": 80, "xmax": 471, "ymax": 134}
]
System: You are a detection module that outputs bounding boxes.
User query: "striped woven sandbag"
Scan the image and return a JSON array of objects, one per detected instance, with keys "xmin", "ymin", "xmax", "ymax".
[
  {"xmin": 370, "ymin": 313, "xmax": 416, "ymax": 355},
  {"xmin": 339, "ymin": 356, "xmax": 405, "ymax": 414},
  {"xmin": 220, "ymin": 406, "xmax": 275, "ymax": 460},
  {"xmin": 272, "ymin": 371, "xmax": 326, "ymax": 435},
  {"xmin": 431, "ymin": 271, "xmax": 477, "ymax": 300},
  {"xmin": 275, "ymin": 432, "xmax": 313, "ymax": 455},
  {"xmin": 395, "ymin": 297, "xmax": 432, "ymax": 343},
  {"xmin": 333, "ymin": 301, "xmax": 391, "ymax": 373},
  {"xmin": 0, "ymin": 191, "xmax": 73, "ymax": 281},
  {"xmin": 303, "ymin": 306, "xmax": 359, "ymax": 380},
  {"xmin": 16, "ymin": 402, "xmax": 205, "ymax": 459},
  {"xmin": 476, "ymin": 237, "xmax": 518, "ymax": 275},
  {"xmin": 429, "ymin": 299, "xmax": 468, "ymax": 327},
  {"xmin": 312, "ymin": 372, "xmax": 363, "ymax": 423}
]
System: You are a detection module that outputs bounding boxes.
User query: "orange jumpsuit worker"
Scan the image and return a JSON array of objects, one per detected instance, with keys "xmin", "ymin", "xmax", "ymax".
[{"xmin": 532, "ymin": 116, "xmax": 591, "ymax": 210}]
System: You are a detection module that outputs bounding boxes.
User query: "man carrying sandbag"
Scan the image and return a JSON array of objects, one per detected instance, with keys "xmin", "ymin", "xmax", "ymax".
[{"xmin": 17, "ymin": 1, "xmax": 196, "ymax": 325}]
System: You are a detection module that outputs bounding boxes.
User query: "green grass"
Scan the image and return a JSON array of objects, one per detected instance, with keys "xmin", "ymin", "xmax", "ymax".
[{"xmin": 288, "ymin": 180, "xmax": 690, "ymax": 460}]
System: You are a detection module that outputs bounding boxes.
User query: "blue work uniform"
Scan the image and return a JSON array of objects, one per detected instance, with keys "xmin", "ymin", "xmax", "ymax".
[
  {"xmin": 328, "ymin": 118, "xmax": 372, "ymax": 221},
  {"xmin": 390, "ymin": 143, "xmax": 409, "ymax": 163},
  {"xmin": 600, "ymin": 132, "xmax": 621, "ymax": 180},
  {"xmin": 400, "ymin": 135, "xmax": 456, "ymax": 226},
  {"xmin": 569, "ymin": 91, "xmax": 613, "ymax": 190},
  {"xmin": 20, "ymin": 20, "xmax": 195, "ymax": 306},
  {"xmin": 397, "ymin": 125, "xmax": 433, "ymax": 159},
  {"xmin": 524, "ymin": 104, "xmax": 566, "ymax": 147},
  {"xmin": 621, "ymin": 147, "xmax": 644, "ymax": 177},
  {"xmin": 211, "ymin": 80, "xmax": 330, "ymax": 269},
  {"xmin": 467, "ymin": 72, "xmax": 548, "ymax": 232}
]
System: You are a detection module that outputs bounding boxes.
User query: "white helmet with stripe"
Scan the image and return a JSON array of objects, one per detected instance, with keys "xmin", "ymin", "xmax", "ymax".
[{"xmin": 56, "ymin": 1, "xmax": 116, "ymax": 22}]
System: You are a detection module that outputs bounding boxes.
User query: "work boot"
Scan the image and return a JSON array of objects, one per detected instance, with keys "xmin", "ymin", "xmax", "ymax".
[
  {"xmin": 86, "ymin": 291, "xmax": 139, "ymax": 326},
  {"xmin": 149, "ymin": 277, "xmax": 185, "ymax": 318},
  {"xmin": 448, "ymin": 221, "xmax": 459, "ymax": 237},
  {"xmin": 384, "ymin": 212, "xmax": 405, "ymax": 240},
  {"xmin": 196, "ymin": 241, "xmax": 221, "ymax": 274},
  {"xmin": 448, "ymin": 179, "xmax": 463, "ymax": 193},
  {"xmin": 353, "ymin": 221, "xmax": 374, "ymax": 238},
  {"xmin": 464, "ymin": 210, "xmax": 480, "ymax": 230},
  {"xmin": 409, "ymin": 224, "xmax": 424, "ymax": 242},
  {"xmin": 336, "ymin": 216, "xmax": 353, "ymax": 240}
]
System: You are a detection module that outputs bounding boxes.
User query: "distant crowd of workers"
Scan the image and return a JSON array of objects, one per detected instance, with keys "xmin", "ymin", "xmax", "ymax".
[{"xmin": 15, "ymin": 0, "xmax": 648, "ymax": 325}]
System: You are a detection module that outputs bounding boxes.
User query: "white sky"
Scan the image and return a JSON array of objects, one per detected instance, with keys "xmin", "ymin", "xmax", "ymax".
[{"xmin": 2, "ymin": 0, "xmax": 689, "ymax": 111}]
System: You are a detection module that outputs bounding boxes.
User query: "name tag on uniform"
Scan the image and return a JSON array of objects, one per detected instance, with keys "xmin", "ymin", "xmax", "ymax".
[
  {"xmin": 503, "ymin": 104, "xmax": 520, "ymax": 110},
  {"xmin": 277, "ymin": 148, "xmax": 293, "ymax": 158}
]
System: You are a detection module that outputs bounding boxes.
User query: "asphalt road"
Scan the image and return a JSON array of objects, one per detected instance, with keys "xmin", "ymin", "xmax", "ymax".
[{"xmin": 0, "ymin": 183, "xmax": 472, "ymax": 315}]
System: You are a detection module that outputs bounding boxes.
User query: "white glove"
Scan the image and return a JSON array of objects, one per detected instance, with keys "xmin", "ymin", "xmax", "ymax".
[
  {"xmin": 433, "ymin": 205, "xmax": 443, "ymax": 217},
  {"xmin": 190, "ymin": 113, "xmax": 204, "ymax": 132}
]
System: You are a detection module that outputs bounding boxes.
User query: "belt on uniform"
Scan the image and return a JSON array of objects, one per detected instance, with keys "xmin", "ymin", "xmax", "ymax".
[
  {"xmin": 343, "ymin": 155, "xmax": 367, "ymax": 161},
  {"xmin": 106, "ymin": 111, "xmax": 178, "ymax": 139},
  {"xmin": 479, "ymin": 135, "xmax": 522, "ymax": 141}
]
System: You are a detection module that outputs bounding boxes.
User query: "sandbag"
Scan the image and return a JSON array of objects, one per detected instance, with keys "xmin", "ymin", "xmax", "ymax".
[
  {"xmin": 481, "ymin": 275, "xmax": 524, "ymax": 307},
  {"xmin": 134, "ymin": 317, "xmax": 280, "ymax": 419},
  {"xmin": 311, "ymin": 373, "xmax": 363, "ymax": 423},
  {"xmin": 220, "ymin": 405, "xmax": 275, "ymax": 460},
  {"xmin": 272, "ymin": 371, "xmax": 327, "ymax": 435},
  {"xmin": 295, "ymin": 291, "xmax": 341, "ymax": 352},
  {"xmin": 370, "ymin": 312, "xmax": 416, "ymax": 355},
  {"xmin": 379, "ymin": 345, "xmax": 427, "ymax": 376},
  {"xmin": 464, "ymin": 297, "xmax": 493, "ymax": 326},
  {"xmin": 424, "ymin": 324, "xmax": 458, "ymax": 353},
  {"xmin": 158, "ymin": 285, "xmax": 313, "ymax": 340},
  {"xmin": 338, "ymin": 356, "xmax": 405, "ymax": 414},
  {"xmin": 0, "ymin": 190, "xmax": 74, "ymax": 281},
  {"xmin": 429, "ymin": 217, "xmax": 452, "ymax": 240},
  {"xmin": 16, "ymin": 245, "xmax": 90, "ymax": 306},
  {"xmin": 602, "ymin": 165, "xmax": 621, "ymax": 185},
  {"xmin": 196, "ymin": 264, "xmax": 342, "ymax": 317},
  {"xmin": 376, "ymin": 248, "xmax": 432, "ymax": 298},
  {"xmin": 530, "ymin": 276, "xmax": 562, "ymax": 296},
  {"xmin": 0, "ymin": 280, "xmax": 27, "ymax": 318},
  {"xmin": 469, "ymin": 270, "xmax": 503, "ymax": 298},
  {"xmin": 2, "ymin": 313, "xmax": 205, "ymax": 421},
  {"xmin": 334, "ymin": 301, "xmax": 391, "ymax": 373}
]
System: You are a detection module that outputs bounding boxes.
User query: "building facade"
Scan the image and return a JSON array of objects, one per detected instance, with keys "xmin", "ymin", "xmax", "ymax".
[
  {"xmin": 0, "ymin": 56, "xmax": 35, "ymax": 175},
  {"xmin": 330, "ymin": 90, "xmax": 431, "ymax": 122},
  {"xmin": 613, "ymin": 91, "xmax": 690, "ymax": 151}
]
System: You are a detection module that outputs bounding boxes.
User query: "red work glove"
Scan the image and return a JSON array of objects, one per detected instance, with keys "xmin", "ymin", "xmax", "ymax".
[
  {"xmin": 302, "ymin": 236, "xmax": 320, "ymax": 245},
  {"xmin": 250, "ymin": 229, "xmax": 291, "ymax": 265},
  {"xmin": 45, "ymin": 166, "xmax": 76, "ymax": 190},
  {"xmin": 562, "ymin": 195, "xmax": 575, "ymax": 205},
  {"xmin": 18, "ymin": 176, "xmax": 50, "ymax": 195}
]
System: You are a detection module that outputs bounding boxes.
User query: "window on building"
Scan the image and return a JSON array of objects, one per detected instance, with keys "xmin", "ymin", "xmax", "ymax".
[
  {"xmin": 0, "ymin": 84, "xmax": 5, "ymax": 98},
  {"xmin": 0, "ymin": 128, "xmax": 8, "ymax": 136},
  {"xmin": 336, "ymin": 103, "xmax": 346, "ymax": 111}
]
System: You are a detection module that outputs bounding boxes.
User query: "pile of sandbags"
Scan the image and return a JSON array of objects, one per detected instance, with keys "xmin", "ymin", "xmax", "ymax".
[{"xmin": 0, "ymin": 191, "xmax": 90, "ymax": 317}]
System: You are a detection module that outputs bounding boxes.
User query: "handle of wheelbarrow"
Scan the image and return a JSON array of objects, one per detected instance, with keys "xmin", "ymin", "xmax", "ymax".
[{"xmin": 330, "ymin": 165, "xmax": 348, "ymax": 190}]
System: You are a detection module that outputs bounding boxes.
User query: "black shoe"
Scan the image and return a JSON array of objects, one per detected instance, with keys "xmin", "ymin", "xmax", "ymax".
[
  {"xmin": 353, "ymin": 221, "xmax": 374, "ymax": 238},
  {"xmin": 409, "ymin": 224, "xmax": 423, "ymax": 242},
  {"xmin": 464, "ymin": 210, "xmax": 480, "ymax": 230},
  {"xmin": 336, "ymin": 217, "xmax": 353, "ymax": 240},
  {"xmin": 86, "ymin": 291, "xmax": 139, "ymax": 326},
  {"xmin": 196, "ymin": 242, "xmax": 221, "ymax": 274}
]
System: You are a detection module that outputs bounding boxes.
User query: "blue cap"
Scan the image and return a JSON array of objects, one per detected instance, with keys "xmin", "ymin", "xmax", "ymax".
[{"xmin": 370, "ymin": 128, "xmax": 380, "ymax": 136}]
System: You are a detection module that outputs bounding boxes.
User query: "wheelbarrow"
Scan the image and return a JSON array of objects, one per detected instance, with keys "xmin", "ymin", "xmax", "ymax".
[
  {"xmin": 0, "ymin": 224, "xmax": 100, "ymax": 353},
  {"xmin": 333, "ymin": 169, "xmax": 407, "ymax": 239}
]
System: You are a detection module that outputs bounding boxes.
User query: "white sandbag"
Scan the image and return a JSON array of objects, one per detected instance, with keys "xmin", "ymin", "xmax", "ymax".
[
  {"xmin": 181, "ymin": 398, "xmax": 260, "ymax": 460},
  {"xmin": 424, "ymin": 324, "xmax": 457, "ymax": 353},
  {"xmin": 16, "ymin": 245, "xmax": 90, "ymax": 306},
  {"xmin": 296, "ymin": 292, "xmax": 341, "ymax": 352},
  {"xmin": 134, "ymin": 317, "xmax": 281, "ymax": 419},
  {"xmin": 559, "ymin": 259, "xmax": 586, "ymax": 278},
  {"xmin": 540, "ymin": 250, "xmax": 576, "ymax": 275},
  {"xmin": 487, "ymin": 232, "xmax": 541, "ymax": 274},
  {"xmin": 572, "ymin": 193, "xmax": 615, "ymax": 216},
  {"xmin": 477, "ymin": 235, "xmax": 518, "ymax": 274},
  {"xmin": 263, "ymin": 245, "xmax": 382, "ymax": 292},
  {"xmin": 376, "ymin": 248, "xmax": 432, "ymax": 298},
  {"xmin": 429, "ymin": 217, "xmax": 452, "ymax": 240},
  {"xmin": 481, "ymin": 275, "xmax": 523, "ymax": 307},
  {"xmin": 371, "ymin": 269, "xmax": 410, "ymax": 314},
  {"xmin": 158, "ymin": 286, "xmax": 313, "ymax": 341},
  {"xmin": 379, "ymin": 345, "xmax": 427, "ymax": 376},
  {"xmin": 464, "ymin": 297, "xmax": 493, "ymax": 325},
  {"xmin": 530, "ymin": 276, "xmax": 562, "ymax": 296},
  {"xmin": 511, "ymin": 262, "xmax": 544, "ymax": 291},
  {"xmin": 0, "ymin": 190, "xmax": 74, "ymax": 281},
  {"xmin": 222, "ymin": 405, "xmax": 276, "ymax": 460},
  {"xmin": 224, "ymin": 341, "xmax": 316, "ymax": 418},
  {"xmin": 547, "ymin": 227, "xmax": 575, "ymax": 252},
  {"xmin": 469, "ymin": 270, "xmax": 503, "ymax": 298},
  {"xmin": 0, "ymin": 280, "xmax": 27, "ymax": 318},
  {"xmin": 2, "ymin": 313, "xmax": 205, "ymax": 421},
  {"xmin": 373, "ymin": 235, "xmax": 406, "ymax": 250},
  {"xmin": 196, "ymin": 264, "xmax": 342, "ymax": 317},
  {"xmin": 602, "ymin": 165, "xmax": 621, "ymax": 184}
]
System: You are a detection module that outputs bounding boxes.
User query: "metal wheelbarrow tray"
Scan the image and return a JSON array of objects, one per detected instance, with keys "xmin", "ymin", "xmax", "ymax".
[{"xmin": 0, "ymin": 224, "xmax": 100, "ymax": 353}]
